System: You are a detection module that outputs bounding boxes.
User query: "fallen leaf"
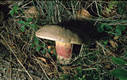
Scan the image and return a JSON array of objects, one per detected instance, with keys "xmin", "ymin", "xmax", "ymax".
[
  {"xmin": 113, "ymin": 36, "xmax": 120, "ymax": 40},
  {"xmin": 24, "ymin": 6, "xmax": 39, "ymax": 18},
  {"xmin": 48, "ymin": 46, "xmax": 55, "ymax": 54},
  {"xmin": 48, "ymin": 46, "xmax": 51, "ymax": 49},
  {"xmin": 77, "ymin": 8, "xmax": 91, "ymax": 18},
  {"xmin": 37, "ymin": 57, "xmax": 47, "ymax": 63},
  {"xmin": 109, "ymin": 40, "xmax": 118, "ymax": 48},
  {"xmin": 105, "ymin": 64, "xmax": 111, "ymax": 69}
]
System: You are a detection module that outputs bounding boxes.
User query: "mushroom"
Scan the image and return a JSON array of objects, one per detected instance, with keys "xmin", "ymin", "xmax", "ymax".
[{"xmin": 35, "ymin": 25, "xmax": 82, "ymax": 64}]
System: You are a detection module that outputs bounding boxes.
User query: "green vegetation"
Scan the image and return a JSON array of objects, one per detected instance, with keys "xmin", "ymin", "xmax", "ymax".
[{"xmin": 111, "ymin": 57, "xmax": 127, "ymax": 80}]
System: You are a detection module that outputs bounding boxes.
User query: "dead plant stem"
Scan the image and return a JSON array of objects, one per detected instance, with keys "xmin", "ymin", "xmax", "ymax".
[{"xmin": 0, "ymin": 34, "xmax": 33, "ymax": 80}]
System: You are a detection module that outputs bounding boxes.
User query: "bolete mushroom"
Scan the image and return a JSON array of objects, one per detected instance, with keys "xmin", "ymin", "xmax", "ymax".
[{"xmin": 35, "ymin": 25, "xmax": 82, "ymax": 64}]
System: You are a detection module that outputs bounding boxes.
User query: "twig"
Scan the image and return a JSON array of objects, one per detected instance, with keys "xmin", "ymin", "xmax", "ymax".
[
  {"xmin": 21, "ymin": 1, "xmax": 33, "ymax": 8},
  {"xmin": 94, "ymin": 1, "xmax": 101, "ymax": 17},
  {"xmin": 70, "ymin": 44, "xmax": 85, "ymax": 64},
  {"xmin": 86, "ymin": 1, "xmax": 95, "ymax": 9},
  {"xmin": 96, "ymin": 41, "xmax": 115, "ymax": 57},
  {"xmin": 0, "ymin": 34, "xmax": 33, "ymax": 80},
  {"xmin": 44, "ymin": 53, "xmax": 60, "ymax": 77},
  {"xmin": 34, "ymin": 58, "xmax": 50, "ymax": 80}
]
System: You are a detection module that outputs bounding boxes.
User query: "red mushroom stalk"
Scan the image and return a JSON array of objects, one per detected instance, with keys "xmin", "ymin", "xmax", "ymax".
[{"xmin": 56, "ymin": 41, "xmax": 73, "ymax": 64}]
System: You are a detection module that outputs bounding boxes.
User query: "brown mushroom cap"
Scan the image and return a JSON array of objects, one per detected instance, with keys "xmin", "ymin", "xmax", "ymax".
[{"xmin": 36, "ymin": 25, "xmax": 82, "ymax": 44}]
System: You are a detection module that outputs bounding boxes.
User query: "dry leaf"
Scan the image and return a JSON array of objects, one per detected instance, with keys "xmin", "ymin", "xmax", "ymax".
[
  {"xmin": 24, "ymin": 6, "xmax": 39, "ymax": 18},
  {"xmin": 109, "ymin": 40, "xmax": 118, "ymax": 48},
  {"xmin": 48, "ymin": 46, "xmax": 55, "ymax": 54},
  {"xmin": 113, "ymin": 36, "xmax": 120, "ymax": 40},
  {"xmin": 48, "ymin": 46, "xmax": 51, "ymax": 49},
  {"xmin": 37, "ymin": 57, "xmax": 47, "ymax": 63},
  {"xmin": 104, "ymin": 64, "xmax": 111, "ymax": 69},
  {"xmin": 77, "ymin": 8, "xmax": 91, "ymax": 19}
]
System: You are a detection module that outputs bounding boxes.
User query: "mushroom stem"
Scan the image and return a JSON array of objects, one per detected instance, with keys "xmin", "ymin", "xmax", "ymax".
[{"xmin": 55, "ymin": 41, "xmax": 72, "ymax": 64}]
